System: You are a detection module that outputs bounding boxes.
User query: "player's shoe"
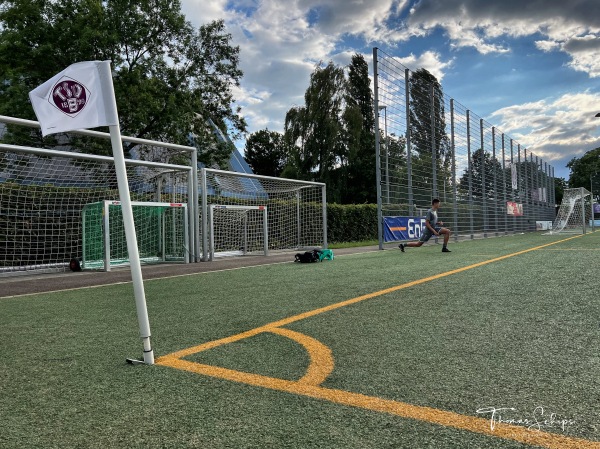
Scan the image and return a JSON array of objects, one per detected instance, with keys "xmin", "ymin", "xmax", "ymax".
[
  {"xmin": 442, "ymin": 247, "xmax": 451, "ymax": 252},
  {"xmin": 399, "ymin": 244, "xmax": 405, "ymax": 252}
]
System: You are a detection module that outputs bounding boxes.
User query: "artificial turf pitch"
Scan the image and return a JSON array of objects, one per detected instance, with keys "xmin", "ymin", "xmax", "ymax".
[{"xmin": 1, "ymin": 232, "xmax": 599, "ymax": 448}]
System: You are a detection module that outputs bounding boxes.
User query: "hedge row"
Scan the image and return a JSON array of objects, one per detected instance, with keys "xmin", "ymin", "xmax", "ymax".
[{"xmin": 327, "ymin": 203, "xmax": 378, "ymax": 243}]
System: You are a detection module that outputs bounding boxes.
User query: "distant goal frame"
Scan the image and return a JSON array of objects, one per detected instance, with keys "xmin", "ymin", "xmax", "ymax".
[
  {"xmin": 208, "ymin": 204, "xmax": 269, "ymax": 260},
  {"xmin": 82, "ymin": 200, "xmax": 190, "ymax": 271}
]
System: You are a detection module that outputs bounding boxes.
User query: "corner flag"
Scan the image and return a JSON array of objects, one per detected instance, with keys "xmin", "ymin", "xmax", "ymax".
[
  {"xmin": 29, "ymin": 61, "xmax": 118, "ymax": 137},
  {"xmin": 29, "ymin": 61, "xmax": 155, "ymax": 365}
]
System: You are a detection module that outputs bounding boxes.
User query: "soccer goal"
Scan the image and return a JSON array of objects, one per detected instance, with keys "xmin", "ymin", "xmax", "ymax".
[
  {"xmin": 549, "ymin": 187, "xmax": 593, "ymax": 234},
  {"xmin": 208, "ymin": 205, "xmax": 268, "ymax": 260},
  {"xmin": 82, "ymin": 201, "xmax": 189, "ymax": 271},
  {"xmin": 200, "ymin": 168, "xmax": 327, "ymax": 261}
]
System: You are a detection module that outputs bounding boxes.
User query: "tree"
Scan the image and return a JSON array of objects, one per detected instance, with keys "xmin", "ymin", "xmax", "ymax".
[
  {"xmin": 408, "ymin": 69, "xmax": 451, "ymax": 199},
  {"xmin": 0, "ymin": 0, "xmax": 246, "ymax": 167},
  {"xmin": 409, "ymin": 69, "xmax": 450, "ymax": 161},
  {"xmin": 343, "ymin": 53, "xmax": 376, "ymax": 204},
  {"xmin": 284, "ymin": 61, "xmax": 345, "ymax": 194},
  {"xmin": 554, "ymin": 177, "xmax": 566, "ymax": 206},
  {"xmin": 458, "ymin": 148, "xmax": 504, "ymax": 199},
  {"xmin": 244, "ymin": 129, "xmax": 288, "ymax": 177},
  {"xmin": 567, "ymin": 147, "xmax": 600, "ymax": 197},
  {"xmin": 283, "ymin": 55, "xmax": 378, "ymax": 203}
]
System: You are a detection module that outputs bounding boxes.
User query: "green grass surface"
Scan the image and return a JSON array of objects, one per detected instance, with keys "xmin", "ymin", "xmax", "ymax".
[
  {"xmin": 1, "ymin": 232, "xmax": 599, "ymax": 448},
  {"xmin": 329, "ymin": 239, "xmax": 378, "ymax": 248}
]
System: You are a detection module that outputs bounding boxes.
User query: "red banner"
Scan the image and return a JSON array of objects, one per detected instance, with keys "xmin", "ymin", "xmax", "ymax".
[{"xmin": 506, "ymin": 201, "xmax": 523, "ymax": 216}]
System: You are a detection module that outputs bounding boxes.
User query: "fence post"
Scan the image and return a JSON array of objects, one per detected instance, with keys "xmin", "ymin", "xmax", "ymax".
[
  {"xmin": 405, "ymin": 68, "xmax": 414, "ymax": 216},
  {"xmin": 372, "ymin": 47, "xmax": 384, "ymax": 250},
  {"xmin": 451, "ymin": 99, "xmax": 458, "ymax": 242},
  {"xmin": 467, "ymin": 110, "xmax": 474, "ymax": 239},
  {"xmin": 480, "ymin": 119, "xmax": 487, "ymax": 237}
]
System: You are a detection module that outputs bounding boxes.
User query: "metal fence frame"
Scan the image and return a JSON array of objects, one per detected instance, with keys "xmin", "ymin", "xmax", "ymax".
[{"xmin": 373, "ymin": 48, "xmax": 556, "ymax": 248}]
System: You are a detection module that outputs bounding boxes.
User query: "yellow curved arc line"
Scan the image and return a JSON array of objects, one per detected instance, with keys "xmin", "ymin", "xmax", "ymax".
[
  {"xmin": 156, "ymin": 357, "xmax": 600, "ymax": 449},
  {"xmin": 155, "ymin": 234, "xmax": 599, "ymax": 448},
  {"xmin": 267, "ymin": 327, "xmax": 334, "ymax": 386},
  {"xmin": 160, "ymin": 234, "xmax": 585, "ymax": 362}
]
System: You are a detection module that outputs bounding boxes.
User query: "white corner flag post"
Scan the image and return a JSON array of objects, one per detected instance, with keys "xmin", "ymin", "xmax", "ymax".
[{"xmin": 29, "ymin": 61, "xmax": 154, "ymax": 365}]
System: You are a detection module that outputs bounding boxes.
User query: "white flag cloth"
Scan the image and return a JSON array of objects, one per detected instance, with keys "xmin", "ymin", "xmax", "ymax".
[{"xmin": 29, "ymin": 61, "xmax": 118, "ymax": 136}]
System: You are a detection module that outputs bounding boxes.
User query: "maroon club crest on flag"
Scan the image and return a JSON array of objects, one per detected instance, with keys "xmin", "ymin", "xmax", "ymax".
[
  {"xmin": 49, "ymin": 77, "xmax": 89, "ymax": 117},
  {"xmin": 29, "ymin": 60, "xmax": 118, "ymax": 136}
]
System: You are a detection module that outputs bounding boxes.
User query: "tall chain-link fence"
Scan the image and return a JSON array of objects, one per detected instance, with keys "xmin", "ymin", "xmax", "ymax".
[{"xmin": 373, "ymin": 47, "xmax": 555, "ymax": 247}]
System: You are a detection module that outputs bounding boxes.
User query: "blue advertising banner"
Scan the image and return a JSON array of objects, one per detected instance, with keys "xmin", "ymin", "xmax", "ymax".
[{"xmin": 383, "ymin": 216, "xmax": 426, "ymax": 242}]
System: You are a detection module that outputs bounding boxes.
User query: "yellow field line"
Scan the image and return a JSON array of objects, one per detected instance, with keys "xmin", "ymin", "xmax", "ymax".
[
  {"xmin": 159, "ymin": 233, "xmax": 584, "ymax": 361},
  {"xmin": 156, "ymin": 357, "xmax": 599, "ymax": 449},
  {"xmin": 268, "ymin": 327, "xmax": 334, "ymax": 386},
  {"xmin": 156, "ymin": 233, "xmax": 600, "ymax": 449}
]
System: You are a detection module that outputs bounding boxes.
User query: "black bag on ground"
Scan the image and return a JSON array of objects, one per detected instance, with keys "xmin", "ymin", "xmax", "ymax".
[{"xmin": 294, "ymin": 250, "xmax": 321, "ymax": 263}]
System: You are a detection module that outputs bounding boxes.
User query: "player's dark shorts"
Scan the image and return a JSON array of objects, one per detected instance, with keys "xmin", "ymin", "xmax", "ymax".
[{"xmin": 420, "ymin": 226, "xmax": 442, "ymax": 243}]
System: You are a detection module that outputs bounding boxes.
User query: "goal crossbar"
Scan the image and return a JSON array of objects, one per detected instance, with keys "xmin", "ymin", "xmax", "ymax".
[{"xmin": 208, "ymin": 204, "xmax": 268, "ymax": 260}]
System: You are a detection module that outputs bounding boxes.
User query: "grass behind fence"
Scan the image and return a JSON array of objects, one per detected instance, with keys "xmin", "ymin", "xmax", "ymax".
[{"xmin": 1, "ymin": 232, "xmax": 599, "ymax": 448}]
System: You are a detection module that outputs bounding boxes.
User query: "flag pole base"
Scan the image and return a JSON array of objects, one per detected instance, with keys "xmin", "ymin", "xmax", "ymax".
[
  {"xmin": 126, "ymin": 349, "xmax": 154, "ymax": 366},
  {"xmin": 126, "ymin": 358, "xmax": 146, "ymax": 365}
]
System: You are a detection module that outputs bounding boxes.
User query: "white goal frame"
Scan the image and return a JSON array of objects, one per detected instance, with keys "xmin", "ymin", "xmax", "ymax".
[
  {"xmin": 82, "ymin": 200, "xmax": 189, "ymax": 271},
  {"xmin": 549, "ymin": 187, "xmax": 593, "ymax": 235},
  {"xmin": 208, "ymin": 204, "xmax": 268, "ymax": 260},
  {"xmin": 200, "ymin": 168, "xmax": 327, "ymax": 262}
]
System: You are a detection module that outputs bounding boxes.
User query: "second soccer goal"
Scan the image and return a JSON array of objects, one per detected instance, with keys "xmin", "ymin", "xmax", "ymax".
[
  {"xmin": 82, "ymin": 200, "xmax": 189, "ymax": 271},
  {"xmin": 208, "ymin": 205, "xmax": 268, "ymax": 260}
]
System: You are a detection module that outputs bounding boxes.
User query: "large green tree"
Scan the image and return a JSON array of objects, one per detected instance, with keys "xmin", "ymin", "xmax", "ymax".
[
  {"xmin": 283, "ymin": 55, "xmax": 377, "ymax": 203},
  {"xmin": 0, "ymin": 0, "xmax": 245, "ymax": 167},
  {"xmin": 567, "ymin": 147, "xmax": 600, "ymax": 198},
  {"xmin": 343, "ymin": 53, "xmax": 376, "ymax": 204},
  {"xmin": 284, "ymin": 61, "xmax": 345, "ymax": 192},
  {"xmin": 408, "ymin": 68, "xmax": 451, "ymax": 200},
  {"xmin": 458, "ymin": 148, "xmax": 506, "ymax": 199},
  {"xmin": 244, "ymin": 129, "xmax": 288, "ymax": 177}
]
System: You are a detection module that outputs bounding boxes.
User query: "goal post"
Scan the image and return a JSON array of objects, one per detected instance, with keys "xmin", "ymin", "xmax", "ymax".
[
  {"xmin": 200, "ymin": 168, "xmax": 327, "ymax": 261},
  {"xmin": 208, "ymin": 205, "xmax": 268, "ymax": 260},
  {"xmin": 549, "ymin": 187, "xmax": 593, "ymax": 234},
  {"xmin": 82, "ymin": 200, "xmax": 189, "ymax": 271}
]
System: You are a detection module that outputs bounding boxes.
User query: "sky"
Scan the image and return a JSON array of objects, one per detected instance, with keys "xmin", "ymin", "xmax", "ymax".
[{"xmin": 180, "ymin": 0, "xmax": 600, "ymax": 180}]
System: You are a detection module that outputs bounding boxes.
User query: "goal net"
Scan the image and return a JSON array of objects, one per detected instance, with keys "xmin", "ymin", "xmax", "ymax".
[
  {"xmin": 82, "ymin": 201, "xmax": 189, "ymax": 270},
  {"xmin": 208, "ymin": 205, "xmax": 268, "ymax": 259},
  {"xmin": 550, "ymin": 187, "xmax": 592, "ymax": 234},
  {"xmin": 0, "ymin": 116, "xmax": 195, "ymax": 275},
  {"xmin": 201, "ymin": 169, "xmax": 326, "ymax": 260}
]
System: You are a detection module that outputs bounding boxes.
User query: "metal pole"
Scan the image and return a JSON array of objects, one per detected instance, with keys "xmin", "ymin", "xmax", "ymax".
[
  {"xmin": 373, "ymin": 47, "xmax": 384, "ymax": 250},
  {"xmin": 450, "ymin": 99, "xmax": 458, "ymax": 241},
  {"xmin": 501, "ymin": 133, "xmax": 507, "ymax": 235},
  {"xmin": 592, "ymin": 174, "xmax": 596, "ymax": 232},
  {"xmin": 201, "ymin": 168, "xmax": 209, "ymax": 261},
  {"xmin": 297, "ymin": 190, "xmax": 301, "ymax": 248},
  {"xmin": 405, "ymin": 68, "xmax": 414, "ymax": 216},
  {"xmin": 517, "ymin": 144, "xmax": 522, "ymax": 232},
  {"xmin": 263, "ymin": 207, "xmax": 270, "ymax": 256},
  {"xmin": 430, "ymin": 84, "xmax": 437, "ymax": 198},
  {"xmin": 480, "ymin": 119, "xmax": 487, "ymax": 237},
  {"xmin": 191, "ymin": 149, "xmax": 199, "ymax": 262},
  {"xmin": 467, "ymin": 110, "xmax": 473, "ymax": 239},
  {"xmin": 581, "ymin": 187, "xmax": 586, "ymax": 234},
  {"xmin": 385, "ymin": 107, "xmax": 389, "ymax": 204},
  {"xmin": 492, "ymin": 127, "xmax": 498, "ymax": 236},
  {"xmin": 321, "ymin": 185, "xmax": 328, "ymax": 248}
]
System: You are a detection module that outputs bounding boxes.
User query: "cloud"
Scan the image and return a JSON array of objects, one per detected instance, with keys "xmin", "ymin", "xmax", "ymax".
[
  {"xmin": 394, "ymin": 51, "xmax": 454, "ymax": 81},
  {"xmin": 489, "ymin": 91, "xmax": 600, "ymax": 175},
  {"xmin": 181, "ymin": 0, "xmax": 600, "ymax": 179},
  {"xmin": 406, "ymin": 0, "xmax": 600, "ymax": 77},
  {"xmin": 181, "ymin": 0, "xmax": 229, "ymax": 24}
]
